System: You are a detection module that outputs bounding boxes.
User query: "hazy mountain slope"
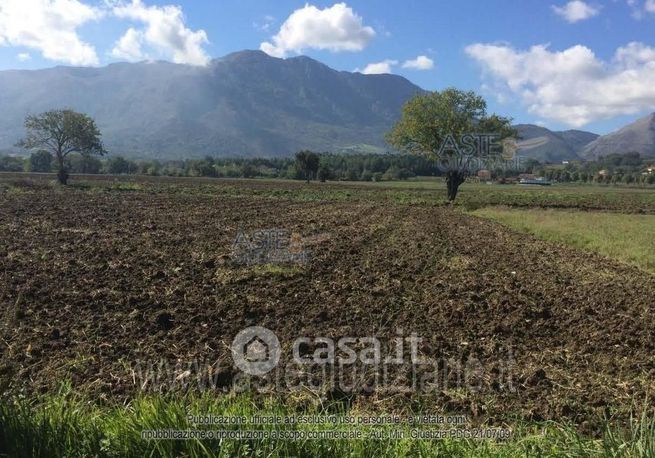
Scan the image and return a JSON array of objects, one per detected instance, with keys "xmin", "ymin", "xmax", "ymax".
[
  {"xmin": 513, "ymin": 124, "xmax": 597, "ymax": 162},
  {"xmin": 580, "ymin": 113, "xmax": 655, "ymax": 159},
  {"xmin": 556, "ymin": 130, "xmax": 599, "ymax": 153},
  {"xmin": 0, "ymin": 50, "xmax": 421, "ymax": 158}
]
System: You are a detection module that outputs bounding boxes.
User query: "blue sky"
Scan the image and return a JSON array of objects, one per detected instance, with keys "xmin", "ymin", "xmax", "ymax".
[{"xmin": 1, "ymin": 0, "xmax": 654, "ymax": 134}]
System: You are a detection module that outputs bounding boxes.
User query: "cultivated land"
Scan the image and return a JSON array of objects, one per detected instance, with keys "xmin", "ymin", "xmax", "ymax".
[{"xmin": 1, "ymin": 174, "xmax": 655, "ymax": 456}]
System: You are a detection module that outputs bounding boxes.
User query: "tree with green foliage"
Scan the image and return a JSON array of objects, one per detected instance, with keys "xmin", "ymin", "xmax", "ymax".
[
  {"xmin": 345, "ymin": 168, "xmax": 359, "ymax": 181},
  {"xmin": 360, "ymin": 170, "xmax": 373, "ymax": 182},
  {"xmin": 241, "ymin": 163, "xmax": 257, "ymax": 178},
  {"xmin": 0, "ymin": 155, "xmax": 24, "ymax": 172},
  {"xmin": 25, "ymin": 150, "xmax": 53, "ymax": 172},
  {"xmin": 381, "ymin": 165, "xmax": 414, "ymax": 181},
  {"xmin": 16, "ymin": 109, "xmax": 106, "ymax": 185},
  {"xmin": 295, "ymin": 150, "xmax": 320, "ymax": 183},
  {"xmin": 187, "ymin": 157, "xmax": 217, "ymax": 177},
  {"xmin": 67, "ymin": 153, "xmax": 103, "ymax": 174},
  {"xmin": 386, "ymin": 88, "xmax": 515, "ymax": 200},
  {"xmin": 317, "ymin": 164, "xmax": 332, "ymax": 182},
  {"xmin": 106, "ymin": 156, "xmax": 135, "ymax": 174},
  {"xmin": 137, "ymin": 160, "xmax": 160, "ymax": 176}
]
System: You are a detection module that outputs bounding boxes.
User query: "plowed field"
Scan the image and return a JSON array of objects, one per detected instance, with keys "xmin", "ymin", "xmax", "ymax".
[{"xmin": 1, "ymin": 177, "xmax": 654, "ymax": 429}]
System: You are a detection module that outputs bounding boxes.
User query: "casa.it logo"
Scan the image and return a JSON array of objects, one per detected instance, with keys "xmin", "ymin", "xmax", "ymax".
[{"xmin": 230, "ymin": 326, "xmax": 281, "ymax": 376}]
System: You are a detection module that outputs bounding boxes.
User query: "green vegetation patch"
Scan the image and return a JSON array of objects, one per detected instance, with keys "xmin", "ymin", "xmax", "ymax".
[
  {"xmin": 472, "ymin": 207, "xmax": 655, "ymax": 273},
  {"xmin": 1, "ymin": 391, "xmax": 655, "ymax": 457}
]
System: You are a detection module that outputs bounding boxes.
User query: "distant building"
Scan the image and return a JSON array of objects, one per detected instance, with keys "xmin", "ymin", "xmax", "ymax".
[
  {"xmin": 597, "ymin": 169, "xmax": 609, "ymax": 177},
  {"xmin": 518, "ymin": 173, "xmax": 536, "ymax": 180},
  {"xmin": 519, "ymin": 177, "xmax": 552, "ymax": 186},
  {"xmin": 477, "ymin": 169, "xmax": 491, "ymax": 180}
]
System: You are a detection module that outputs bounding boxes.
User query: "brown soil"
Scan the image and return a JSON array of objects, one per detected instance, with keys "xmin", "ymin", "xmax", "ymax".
[{"xmin": 1, "ymin": 179, "xmax": 654, "ymax": 430}]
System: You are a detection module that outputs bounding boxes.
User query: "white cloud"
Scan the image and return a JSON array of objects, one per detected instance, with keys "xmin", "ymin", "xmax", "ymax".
[
  {"xmin": 355, "ymin": 59, "xmax": 397, "ymax": 75},
  {"xmin": 356, "ymin": 54, "xmax": 434, "ymax": 74},
  {"xmin": 552, "ymin": 1, "xmax": 600, "ymax": 22},
  {"xmin": 465, "ymin": 41, "xmax": 655, "ymax": 127},
  {"xmin": 253, "ymin": 15, "xmax": 276, "ymax": 32},
  {"xmin": 402, "ymin": 55, "xmax": 434, "ymax": 70},
  {"xmin": 112, "ymin": 0, "xmax": 210, "ymax": 65},
  {"xmin": 614, "ymin": 41, "xmax": 655, "ymax": 67},
  {"xmin": 17, "ymin": 52, "xmax": 31, "ymax": 61},
  {"xmin": 260, "ymin": 3, "xmax": 375, "ymax": 58},
  {"xmin": 629, "ymin": 0, "xmax": 655, "ymax": 17},
  {"xmin": 626, "ymin": 0, "xmax": 644, "ymax": 19},
  {"xmin": 110, "ymin": 27, "xmax": 146, "ymax": 62},
  {"xmin": 0, "ymin": 0, "xmax": 101, "ymax": 65}
]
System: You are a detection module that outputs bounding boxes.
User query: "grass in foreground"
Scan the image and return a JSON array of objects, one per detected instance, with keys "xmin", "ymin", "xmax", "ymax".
[
  {"xmin": 1, "ymin": 390, "xmax": 654, "ymax": 457},
  {"xmin": 472, "ymin": 207, "xmax": 655, "ymax": 273}
]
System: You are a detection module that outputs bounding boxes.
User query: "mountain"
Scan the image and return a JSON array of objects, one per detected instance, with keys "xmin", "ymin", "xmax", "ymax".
[
  {"xmin": 580, "ymin": 113, "xmax": 655, "ymax": 159},
  {"xmin": 513, "ymin": 124, "xmax": 598, "ymax": 162},
  {"xmin": 0, "ymin": 50, "xmax": 421, "ymax": 158},
  {"xmin": 557, "ymin": 130, "xmax": 600, "ymax": 153}
]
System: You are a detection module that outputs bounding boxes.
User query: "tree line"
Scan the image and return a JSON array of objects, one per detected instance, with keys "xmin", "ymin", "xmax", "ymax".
[
  {"xmin": 528, "ymin": 152, "xmax": 655, "ymax": 186},
  {"xmin": 3, "ymin": 148, "xmax": 654, "ymax": 185},
  {"xmin": 0, "ymin": 149, "xmax": 440, "ymax": 182}
]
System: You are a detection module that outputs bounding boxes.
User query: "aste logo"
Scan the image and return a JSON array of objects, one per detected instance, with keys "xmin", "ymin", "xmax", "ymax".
[
  {"xmin": 437, "ymin": 133, "xmax": 517, "ymax": 159},
  {"xmin": 231, "ymin": 228, "xmax": 308, "ymax": 265}
]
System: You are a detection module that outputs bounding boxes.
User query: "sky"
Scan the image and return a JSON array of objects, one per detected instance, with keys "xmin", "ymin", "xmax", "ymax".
[{"xmin": 0, "ymin": 0, "xmax": 654, "ymax": 134}]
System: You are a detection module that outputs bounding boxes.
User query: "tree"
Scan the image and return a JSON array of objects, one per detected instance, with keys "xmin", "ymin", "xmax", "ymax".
[
  {"xmin": 26, "ymin": 150, "xmax": 53, "ymax": 172},
  {"xmin": 67, "ymin": 153, "xmax": 103, "ymax": 174},
  {"xmin": 360, "ymin": 169, "xmax": 373, "ymax": 182},
  {"xmin": 295, "ymin": 150, "xmax": 320, "ymax": 183},
  {"xmin": 0, "ymin": 155, "xmax": 24, "ymax": 172},
  {"xmin": 16, "ymin": 109, "xmax": 106, "ymax": 184},
  {"xmin": 140, "ymin": 160, "xmax": 162, "ymax": 176},
  {"xmin": 241, "ymin": 163, "xmax": 257, "ymax": 178},
  {"xmin": 382, "ymin": 165, "xmax": 400, "ymax": 181},
  {"xmin": 386, "ymin": 88, "xmax": 515, "ymax": 201},
  {"xmin": 523, "ymin": 158, "xmax": 541, "ymax": 174},
  {"xmin": 396, "ymin": 168, "xmax": 415, "ymax": 180},
  {"xmin": 317, "ymin": 165, "xmax": 332, "ymax": 182},
  {"xmin": 106, "ymin": 156, "xmax": 133, "ymax": 174},
  {"xmin": 345, "ymin": 168, "xmax": 359, "ymax": 181},
  {"xmin": 188, "ymin": 158, "xmax": 217, "ymax": 177}
]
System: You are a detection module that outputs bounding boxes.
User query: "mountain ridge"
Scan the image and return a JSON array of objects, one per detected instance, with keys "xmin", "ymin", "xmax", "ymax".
[
  {"xmin": 580, "ymin": 113, "xmax": 655, "ymax": 159},
  {"xmin": 0, "ymin": 50, "xmax": 422, "ymax": 158},
  {"xmin": 0, "ymin": 51, "xmax": 652, "ymax": 161},
  {"xmin": 513, "ymin": 124, "xmax": 598, "ymax": 162}
]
